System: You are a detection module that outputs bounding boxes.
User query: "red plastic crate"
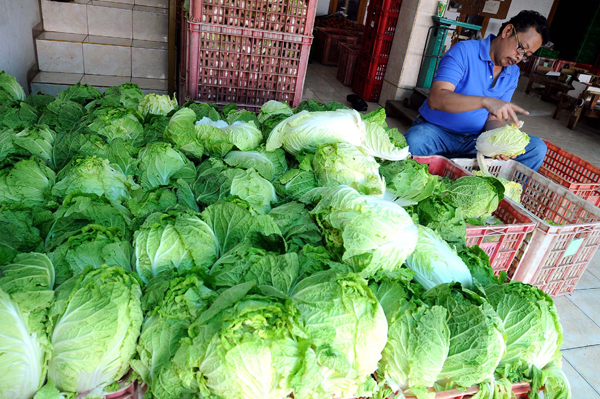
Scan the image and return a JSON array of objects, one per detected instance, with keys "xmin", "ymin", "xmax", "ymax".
[
  {"xmin": 352, "ymin": 71, "xmax": 383, "ymax": 102},
  {"xmin": 355, "ymin": 53, "xmax": 389, "ymax": 81},
  {"xmin": 414, "ymin": 156, "xmax": 537, "ymax": 277},
  {"xmin": 183, "ymin": 21, "xmax": 312, "ymax": 111},
  {"xmin": 188, "ymin": 0, "xmax": 318, "ymax": 36},
  {"xmin": 453, "ymin": 158, "xmax": 600, "ymax": 296},
  {"xmin": 336, "ymin": 43, "xmax": 361, "ymax": 86},
  {"xmin": 360, "ymin": 30, "xmax": 394, "ymax": 58},
  {"xmin": 552, "ymin": 59, "xmax": 576, "ymax": 72},
  {"xmin": 364, "ymin": 6, "xmax": 399, "ymax": 37},
  {"xmin": 403, "ymin": 382, "xmax": 532, "ymax": 399},
  {"xmin": 314, "ymin": 27, "xmax": 359, "ymax": 66},
  {"xmin": 367, "ymin": 0, "xmax": 403, "ymax": 13},
  {"xmin": 538, "ymin": 139, "xmax": 600, "ymax": 206}
]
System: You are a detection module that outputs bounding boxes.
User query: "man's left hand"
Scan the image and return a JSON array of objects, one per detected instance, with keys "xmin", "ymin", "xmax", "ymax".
[{"xmin": 492, "ymin": 154, "xmax": 517, "ymax": 161}]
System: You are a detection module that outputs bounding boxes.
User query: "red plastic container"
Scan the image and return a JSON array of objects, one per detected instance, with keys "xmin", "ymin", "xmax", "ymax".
[
  {"xmin": 352, "ymin": 71, "xmax": 384, "ymax": 102},
  {"xmin": 403, "ymin": 382, "xmax": 532, "ymax": 399},
  {"xmin": 188, "ymin": 0, "xmax": 318, "ymax": 35},
  {"xmin": 453, "ymin": 158, "xmax": 600, "ymax": 296},
  {"xmin": 414, "ymin": 156, "xmax": 537, "ymax": 276},
  {"xmin": 314, "ymin": 27, "xmax": 359, "ymax": 66},
  {"xmin": 336, "ymin": 43, "xmax": 361, "ymax": 86},
  {"xmin": 183, "ymin": 21, "xmax": 312, "ymax": 111},
  {"xmin": 364, "ymin": 6, "xmax": 399, "ymax": 37},
  {"xmin": 538, "ymin": 139, "xmax": 600, "ymax": 206},
  {"xmin": 552, "ymin": 59, "xmax": 576, "ymax": 72},
  {"xmin": 355, "ymin": 53, "xmax": 389, "ymax": 81},
  {"xmin": 360, "ymin": 30, "xmax": 394, "ymax": 59},
  {"xmin": 367, "ymin": 0, "xmax": 403, "ymax": 12}
]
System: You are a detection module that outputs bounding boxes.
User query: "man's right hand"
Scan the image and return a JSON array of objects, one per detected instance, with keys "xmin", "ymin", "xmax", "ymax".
[{"xmin": 482, "ymin": 97, "xmax": 529, "ymax": 126}]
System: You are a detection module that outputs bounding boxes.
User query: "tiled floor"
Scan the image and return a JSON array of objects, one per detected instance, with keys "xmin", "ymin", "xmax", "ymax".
[{"xmin": 303, "ymin": 62, "xmax": 600, "ymax": 396}]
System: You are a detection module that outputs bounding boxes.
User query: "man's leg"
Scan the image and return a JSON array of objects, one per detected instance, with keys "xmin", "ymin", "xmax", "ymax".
[
  {"xmin": 405, "ymin": 117, "xmax": 459, "ymax": 156},
  {"xmin": 514, "ymin": 136, "xmax": 547, "ymax": 171}
]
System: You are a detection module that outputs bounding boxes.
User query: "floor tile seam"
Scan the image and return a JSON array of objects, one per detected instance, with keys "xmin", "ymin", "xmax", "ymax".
[
  {"xmin": 563, "ymin": 343, "xmax": 600, "ymax": 351},
  {"xmin": 564, "ymin": 295, "xmax": 600, "ymax": 330},
  {"xmin": 562, "ymin": 356, "xmax": 600, "ymax": 396}
]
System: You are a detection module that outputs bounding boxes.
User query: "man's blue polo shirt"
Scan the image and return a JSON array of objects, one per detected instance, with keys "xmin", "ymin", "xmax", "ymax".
[{"xmin": 419, "ymin": 34, "xmax": 520, "ymax": 134}]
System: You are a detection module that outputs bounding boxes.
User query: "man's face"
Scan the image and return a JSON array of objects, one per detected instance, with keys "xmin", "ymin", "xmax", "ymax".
[{"xmin": 498, "ymin": 25, "xmax": 544, "ymax": 67}]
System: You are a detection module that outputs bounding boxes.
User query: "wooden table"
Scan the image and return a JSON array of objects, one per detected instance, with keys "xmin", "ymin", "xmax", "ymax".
[
  {"xmin": 553, "ymin": 85, "xmax": 600, "ymax": 129},
  {"xmin": 525, "ymin": 73, "xmax": 574, "ymax": 102}
]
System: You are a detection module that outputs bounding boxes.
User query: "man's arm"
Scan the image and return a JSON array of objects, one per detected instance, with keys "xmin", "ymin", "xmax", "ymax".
[
  {"xmin": 427, "ymin": 81, "xmax": 528, "ymax": 125},
  {"xmin": 483, "ymin": 114, "xmax": 503, "ymax": 131}
]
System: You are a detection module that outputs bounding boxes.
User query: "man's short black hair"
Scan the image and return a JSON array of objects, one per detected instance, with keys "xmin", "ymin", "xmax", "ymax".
[{"xmin": 499, "ymin": 10, "xmax": 550, "ymax": 45}]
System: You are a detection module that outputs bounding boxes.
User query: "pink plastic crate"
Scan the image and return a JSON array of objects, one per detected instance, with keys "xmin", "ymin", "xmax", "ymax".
[
  {"xmin": 188, "ymin": 0, "xmax": 318, "ymax": 35},
  {"xmin": 183, "ymin": 21, "xmax": 312, "ymax": 111},
  {"xmin": 539, "ymin": 139, "xmax": 600, "ymax": 206},
  {"xmin": 414, "ymin": 156, "xmax": 536, "ymax": 276},
  {"xmin": 453, "ymin": 158, "xmax": 600, "ymax": 296},
  {"xmin": 403, "ymin": 382, "xmax": 532, "ymax": 399}
]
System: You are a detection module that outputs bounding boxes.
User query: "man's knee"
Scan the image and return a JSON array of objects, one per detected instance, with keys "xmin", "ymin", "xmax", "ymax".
[
  {"xmin": 525, "ymin": 136, "xmax": 547, "ymax": 171},
  {"xmin": 405, "ymin": 123, "xmax": 443, "ymax": 156}
]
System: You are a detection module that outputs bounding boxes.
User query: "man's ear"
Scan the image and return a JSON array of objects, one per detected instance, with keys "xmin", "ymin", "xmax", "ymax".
[{"xmin": 501, "ymin": 24, "xmax": 513, "ymax": 38}]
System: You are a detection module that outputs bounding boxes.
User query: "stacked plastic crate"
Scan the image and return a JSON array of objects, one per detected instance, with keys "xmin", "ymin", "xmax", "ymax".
[
  {"xmin": 352, "ymin": 0, "xmax": 402, "ymax": 102},
  {"xmin": 181, "ymin": 0, "xmax": 318, "ymax": 111}
]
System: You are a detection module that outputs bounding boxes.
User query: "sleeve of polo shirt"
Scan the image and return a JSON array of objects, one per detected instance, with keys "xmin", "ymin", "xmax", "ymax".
[{"xmin": 432, "ymin": 42, "xmax": 467, "ymax": 87}]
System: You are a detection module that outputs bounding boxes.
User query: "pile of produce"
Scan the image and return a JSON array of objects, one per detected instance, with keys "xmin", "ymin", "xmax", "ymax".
[{"xmin": 0, "ymin": 72, "xmax": 570, "ymax": 399}]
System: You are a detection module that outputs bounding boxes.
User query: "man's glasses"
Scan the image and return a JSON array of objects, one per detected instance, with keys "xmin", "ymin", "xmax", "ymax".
[{"xmin": 512, "ymin": 26, "xmax": 530, "ymax": 63}]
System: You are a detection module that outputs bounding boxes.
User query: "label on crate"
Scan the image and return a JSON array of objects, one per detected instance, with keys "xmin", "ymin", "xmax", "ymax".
[{"xmin": 564, "ymin": 238, "xmax": 583, "ymax": 257}]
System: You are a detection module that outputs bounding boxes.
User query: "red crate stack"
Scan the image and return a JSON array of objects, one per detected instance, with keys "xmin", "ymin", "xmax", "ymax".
[
  {"xmin": 352, "ymin": 0, "xmax": 402, "ymax": 101},
  {"xmin": 181, "ymin": 0, "xmax": 318, "ymax": 110}
]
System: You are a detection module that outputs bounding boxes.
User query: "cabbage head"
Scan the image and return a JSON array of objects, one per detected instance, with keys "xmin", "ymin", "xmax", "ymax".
[
  {"xmin": 0, "ymin": 253, "xmax": 54, "ymax": 399},
  {"xmin": 372, "ymin": 279, "xmax": 449, "ymax": 396},
  {"xmin": 138, "ymin": 93, "xmax": 177, "ymax": 116},
  {"xmin": 312, "ymin": 143, "xmax": 385, "ymax": 196},
  {"xmin": 0, "ymin": 71, "xmax": 26, "ymax": 104},
  {"xmin": 48, "ymin": 266, "xmax": 143, "ymax": 394},
  {"xmin": 52, "ymin": 156, "xmax": 138, "ymax": 202},
  {"xmin": 476, "ymin": 123, "xmax": 530, "ymax": 158},
  {"xmin": 476, "ymin": 123, "xmax": 530, "ymax": 175},
  {"xmin": 423, "ymin": 283, "xmax": 505, "ymax": 390},
  {"xmin": 85, "ymin": 107, "xmax": 144, "ymax": 143},
  {"xmin": 290, "ymin": 271, "xmax": 388, "ymax": 399},
  {"xmin": 131, "ymin": 272, "xmax": 216, "ymax": 394},
  {"xmin": 195, "ymin": 118, "xmax": 262, "ymax": 155},
  {"xmin": 224, "ymin": 147, "xmax": 288, "ymax": 181},
  {"xmin": 164, "ymin": 107, "xmax": 204, "ymax": 160},
  {"xmin": 137, "ymin": 141, "xmax": 196, "ymax": 190},
  {"xmin": 444, "ymin": 176, "xmax": 504, "ymax": 221},
  {"xmin": 483, "ymin": 281, "xmax": 563, "ymax": 373},
  {"xmin": 405, "ymin": 225, "xmax": 473, "ymax": 290},
  {"xmin": 134, "ymin": 211, "xmax": 219, "ymax": 283},
  {"xmin": 380, "ymin": 159, "xmax": 438, "ymax": 205},
  {"xmin": 306, "ymin": 186, "xmax": 418, "ymax": 279},
  {"xmin": 266, "ymin": 109, "xmax": 366, "ymax": 155},
  {"xmin": 170, "ymin": 283, "xmax": 306, "ymax": 399},
  {"xmin": 0, "ymin": 157, "xmax": 56, "ymax": 206},
  {"xmin": 258, "ymin": 100, "xmax": 293, "ymax": 123}
]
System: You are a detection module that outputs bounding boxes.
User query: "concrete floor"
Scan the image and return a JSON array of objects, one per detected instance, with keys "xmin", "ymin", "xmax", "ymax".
[{"xmin": 303, "ymin": 63, "xmax": 600, "ymax": 396}]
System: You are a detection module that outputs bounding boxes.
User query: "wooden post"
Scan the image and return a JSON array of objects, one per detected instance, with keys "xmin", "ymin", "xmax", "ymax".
[{"xmin": 168, "ymin": 0, "xmax": 177, "ymax": 96}]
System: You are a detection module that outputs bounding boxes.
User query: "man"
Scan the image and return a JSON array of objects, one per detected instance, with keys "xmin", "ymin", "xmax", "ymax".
[{"xmin": 405, "ymin": 10, "xmax": 550, "ymax": 171}]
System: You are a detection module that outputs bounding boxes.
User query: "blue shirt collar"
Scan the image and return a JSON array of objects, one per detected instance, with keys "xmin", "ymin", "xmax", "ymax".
[{"xmin": 479, "ymin": 34, "xmax": 512, "ymax": 75}]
